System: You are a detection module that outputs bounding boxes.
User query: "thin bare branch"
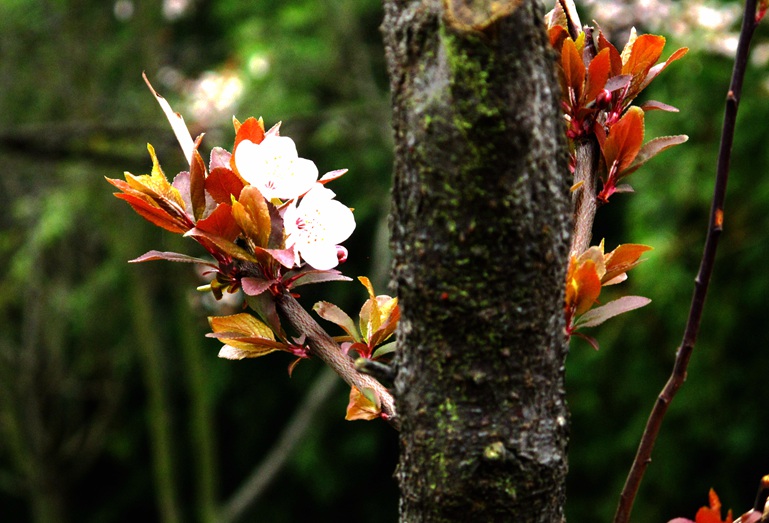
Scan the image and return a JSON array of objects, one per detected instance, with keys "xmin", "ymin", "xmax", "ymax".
[
  {"xmin": 613, "ymin": 1, "xmax": 761, "ymax": 521},
  {"xmin": 274, "ymin": 290, "xmax": 399, "ymax": 429}
]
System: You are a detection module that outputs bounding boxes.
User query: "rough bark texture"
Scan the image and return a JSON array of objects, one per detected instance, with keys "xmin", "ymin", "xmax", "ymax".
[{"xmin": 381, "ymin": 1, "xmax": 571, "ymax": 521}]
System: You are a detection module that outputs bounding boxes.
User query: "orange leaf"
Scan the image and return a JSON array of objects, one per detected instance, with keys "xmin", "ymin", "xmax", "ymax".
[
  {"xmin": 560, "ymin": 37, "xmax": 585, "ymax": 105},
  {"xmin": 549, "ymin": 25, "xmax": 569, "ymax": 52},
  {"xmin": 196, "ymin": 203, "xmax": 240, "ymax": 242},
  {"xmin": 596, "ymin": 30, "xmax": 623, "ymax": 77},
  {"xmin": 231, "ymin": 116, "xmax": 265, "ymax": 174},
  {"xmin": 694, "ymin": 489, "xmax": 733, "ymax": 523},
  {"xmin": 603, "ymin": 243, "xmax": 652, "ymax": 284},
  {"xmin": 622, "ymin": 33, "xmax": 666, "ymax": 97},
  {"xmin": 113, "ymin": 192, "xmax": 190, "ymax": 233},
  {"xmin": 583, "ymin": 48, "xmax": 611, "ymax": 105},
  {"xmin": 232, "ymin": 185, "xmax": 271, "ymax": 248},
  {"xmin": 206, "ymin": 167, "xmax": 245, "ymax": 204},
  {"xmin": 345, "ymin": 387, "xmax": 381, "ymax": 421},
  {"xmin": 566, "ymin": 257, "xmax": 602, "ymax": 316},
  {"xmin": 602, "ymin": 106, "xmax": 645, "ymax": 175}
]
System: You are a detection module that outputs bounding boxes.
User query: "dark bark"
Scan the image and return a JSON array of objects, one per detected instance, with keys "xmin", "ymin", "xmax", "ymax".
[{"xmin": 381, "ymin": 1, "xmax": 571, "ymax": 521}]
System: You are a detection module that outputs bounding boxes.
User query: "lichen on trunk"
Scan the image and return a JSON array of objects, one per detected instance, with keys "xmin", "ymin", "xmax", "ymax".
[{"xmin": 381, "ymin": 0, "xmax": 571, "ymax": 521}]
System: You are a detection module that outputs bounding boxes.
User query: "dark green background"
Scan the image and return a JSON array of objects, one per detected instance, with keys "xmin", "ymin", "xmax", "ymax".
[{"xmin": 0, "ymin": 1, "xmax": 766, "ymax": 521}]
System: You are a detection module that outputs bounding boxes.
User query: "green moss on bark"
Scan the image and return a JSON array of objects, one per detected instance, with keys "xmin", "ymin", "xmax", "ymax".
[{"xmin": 383, "ymin": 0, "xmax": 571, "ymax": 521}]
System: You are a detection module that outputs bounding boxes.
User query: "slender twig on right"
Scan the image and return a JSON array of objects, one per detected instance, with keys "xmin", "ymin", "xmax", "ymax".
[{"xmin": 613, "ymin": 2, "xmax": 761, "ymax": 522}]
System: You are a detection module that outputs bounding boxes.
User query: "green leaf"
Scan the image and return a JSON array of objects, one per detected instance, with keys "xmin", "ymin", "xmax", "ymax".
[{"xmin": 372, "ymin": 341, "xmax": 397, "ymax": 359}]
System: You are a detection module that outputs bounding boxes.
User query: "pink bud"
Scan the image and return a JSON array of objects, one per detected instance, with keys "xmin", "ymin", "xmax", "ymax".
[{"xmin": 336, "ymin": 245, "xmax": 348, "ymax": 264}]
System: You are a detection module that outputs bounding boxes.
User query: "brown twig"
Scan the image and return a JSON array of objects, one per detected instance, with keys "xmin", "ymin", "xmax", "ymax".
[
  {"xmin": 570, "ymin": 137, "xmax": 599, "ymax": 256},
  {"xmin": 613, "ymin": 1, "xmax": 760, "ymax": 521},
  {"xmin": 274, "ymin": 290, "xmax": 399, "ymax": 429}
]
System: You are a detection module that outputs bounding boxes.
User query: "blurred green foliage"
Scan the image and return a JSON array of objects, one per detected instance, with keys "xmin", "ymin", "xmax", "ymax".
[{"xmin": 0, "ymin": 0, "xmax": 767, "ymax": 522}]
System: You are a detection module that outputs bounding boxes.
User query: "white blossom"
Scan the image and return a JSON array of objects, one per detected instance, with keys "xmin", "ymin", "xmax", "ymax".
[
  {"xmin": 234, "ymin": 135, "xmax": 318, "ymax": 201},
  {"xmin": 283, "ymin": 184, "xmax": 355, "ymax": 270}
]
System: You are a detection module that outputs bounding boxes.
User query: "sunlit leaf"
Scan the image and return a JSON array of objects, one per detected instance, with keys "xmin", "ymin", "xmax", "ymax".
[
  {"xmin": 143, "ymin": 72, "xmax": 195, "ymax": 166},
  {"xmin": 208, "ymin": 313, "xmax": 286, "ymax": 358},
  {"xmin": 622, "ymin": 33, "xmax": 666, "ymax": 95},
  {"xmin": 596, "ymin": 30, "xmax": 623, "ymax": 76},
  {"xmin": 603, "ymin": 243, "xmax": 652, "ymax": 283},
  {"xmin": 345, "ymin": 386, "xmax": 381, "ymax": 421},
  {"xmin": 253, "ymin": 246, "xmax": 296, "ymax": 269},
  {"xmin": 566, "ymin": 258, "xmax": 602, "ymax": 316},
  {"xmin": 549, "ymin": 25, "xmax": 570, "ymax": 51},
  {"xmin": 368, "ymin": 299, "xmax": 400, "ymax": 348},
  {"xmin": 232, "ymin": 186, "xmax": 271, "ymax": 248},
  {"xmin": 210, "ymin": 147, "xmax": 231, "ymax": 170}
]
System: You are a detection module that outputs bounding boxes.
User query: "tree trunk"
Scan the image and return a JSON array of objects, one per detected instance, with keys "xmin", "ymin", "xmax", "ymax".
[{"xmin": 381, "ymin": 1, "xmax": 571, "ymax": 521}]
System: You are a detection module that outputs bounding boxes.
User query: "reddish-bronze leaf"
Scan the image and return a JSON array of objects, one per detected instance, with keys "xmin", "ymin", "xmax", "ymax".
[
  {"xmin": 189, "ymin": 148, "xmax": 208, "ymax": 221},
  {"xmin": 195, "ymin": 203, "xmax": 240, "ymax": 242},
  {"xmin": 561, "ymin": 37, "xmax": 585, "ymax": 104},
  {"xmin": 602, "ymin": 106, "xmax": 645, "ymax": 175},
  {"xmin": 692, "ymin": 489, "xmax": 733, "ymax": 523},
  {"xmin": 597, "ymin": 30, "xmax": 623, "ymax": 76},
  {"xmin": 206, "ymin": 167, "xmax": 245, "ymax": 204},
  {"xmin": 114, "ymin": 193, "xmax": 189, "ymax": 233},
  {"xmin": 584, "ymin": 48, "xmax": 611, "ymax": 105}
]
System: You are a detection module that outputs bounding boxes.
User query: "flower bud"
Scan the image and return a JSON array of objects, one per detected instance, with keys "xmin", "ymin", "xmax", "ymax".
[{"xmin": 595, "ymin": 89, "xmax": 612, "ymax": 110}]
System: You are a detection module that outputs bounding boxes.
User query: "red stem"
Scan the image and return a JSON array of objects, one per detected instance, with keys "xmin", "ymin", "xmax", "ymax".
[{"xmin": 613, "ymin": 2, "xmax": 760, "ymax": 522}]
